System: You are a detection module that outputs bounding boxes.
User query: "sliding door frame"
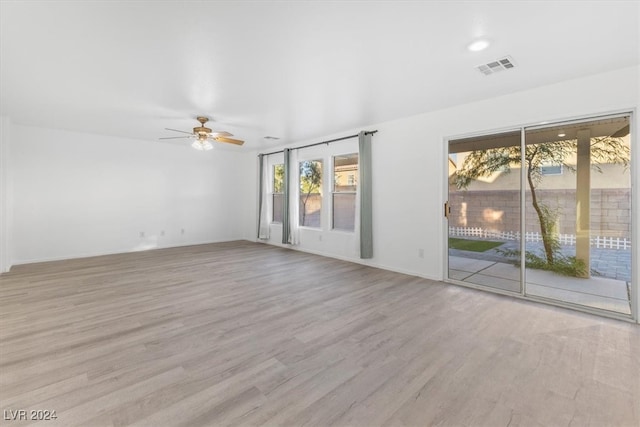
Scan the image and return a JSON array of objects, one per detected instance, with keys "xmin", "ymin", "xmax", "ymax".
[{"xmin": 444, "ymin": 110, "xmax": 637, "ymax": 323}]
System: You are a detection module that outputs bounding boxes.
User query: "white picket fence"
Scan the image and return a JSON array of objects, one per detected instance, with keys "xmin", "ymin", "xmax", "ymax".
[{"xmin": 449, "ymin": 227, "xmax": 631, "ymax": 250}]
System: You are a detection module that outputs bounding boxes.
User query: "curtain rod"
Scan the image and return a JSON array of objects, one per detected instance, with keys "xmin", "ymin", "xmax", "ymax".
[{"xmin": 258, "ymin": 130, "xmax": 377, "ymax": 157}]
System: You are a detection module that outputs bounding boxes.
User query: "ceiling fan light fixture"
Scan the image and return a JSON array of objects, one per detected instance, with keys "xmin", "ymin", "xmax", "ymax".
[
  {"xmin": 192, "ymin": 140, "xmax": 213, "ymax": 151},
  {"xmin": 161, "ymin": 116, "xmax": 244, "ymax": 149}
]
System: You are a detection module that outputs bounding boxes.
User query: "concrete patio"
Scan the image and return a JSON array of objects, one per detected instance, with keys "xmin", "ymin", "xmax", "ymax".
[{"xmin": 449, "ymin": 255, "xmax": 632, "ymax": 315}]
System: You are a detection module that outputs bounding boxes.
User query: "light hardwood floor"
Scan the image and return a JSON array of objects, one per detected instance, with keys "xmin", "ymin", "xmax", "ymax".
[{"xmin": 1, "ymin": 241, "xmax": 638, "ymax": 426}]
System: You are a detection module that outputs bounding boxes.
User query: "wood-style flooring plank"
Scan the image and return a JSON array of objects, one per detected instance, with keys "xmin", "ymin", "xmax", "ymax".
[{"xmin": 1, "ymin": 241, "xmax": 638, "ymax": 426}]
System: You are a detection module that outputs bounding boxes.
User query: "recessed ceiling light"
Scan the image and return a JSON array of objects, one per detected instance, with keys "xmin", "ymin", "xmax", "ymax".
[
  {"xmin": 264, "ymin": 136, "xmax": 280, "ymax": 140},
  {"xmin": 558, "ymin": 132, "xmax": 566, "ymax": 137},
  {"xmin": 467, "ymin": 39, "xmax": 490, "ymax": 52}
]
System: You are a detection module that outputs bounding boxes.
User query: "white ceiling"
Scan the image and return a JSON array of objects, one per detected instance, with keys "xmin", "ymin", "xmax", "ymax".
[{"xmin": 1, "ymin": 1, "xmax": 638, "ymax": 150}]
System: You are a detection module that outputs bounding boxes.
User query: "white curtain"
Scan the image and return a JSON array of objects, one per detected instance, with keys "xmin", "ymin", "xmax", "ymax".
[
  {"xmin": 258, "ymin": 155, "xmax": 271, "ymax": 240},
  {"xmin": 288, "ymin": 148, "xmax": 300, "ymax": 245}
]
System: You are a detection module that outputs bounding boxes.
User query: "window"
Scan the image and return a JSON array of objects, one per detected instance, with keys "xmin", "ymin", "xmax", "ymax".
[
  {"xmin": 540, "ymin": 163, "xmax": 563, "ymax": 175},
  {"xmin": 299, "ymin": 160, "xmax": 322, "ymax": 227},
  {"xmin": 272, "ymin": 164, "xmax": 284, "ymax": 223},
  {"xmin": 333, "ymin": 153, "xmax": 358, "ymax": 231}
]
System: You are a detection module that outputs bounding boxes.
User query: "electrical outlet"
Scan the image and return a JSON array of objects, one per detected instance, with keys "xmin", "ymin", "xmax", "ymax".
[
  {"xmin": 181, "ymin": 228, "xmax": 185, "ymax": 235},
  {"xmin": 160, "ymin": 230, "xmax": 165, "ymax": 236},
  {"xmin": 140, "ymin": 231, "xmax": 145, "ymax": 238},
  {"xmin": 318, "ymin": 235, "xmax": 323, "ymax": 241},
  {"xmin": 418, "ymin": 248, "xmax": 424, "ymax": 258}
]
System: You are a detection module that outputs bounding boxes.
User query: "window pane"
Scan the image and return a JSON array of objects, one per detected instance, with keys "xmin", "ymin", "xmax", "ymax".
[
  {"xmin": 525, "ymin": 116, "xmax": 632, "ymax": 315},
  {"xmin": 448, "ymin": 131, "xmax": 521, "ymax": 293},
  {"xmin": 272, "ymin": 194, "xmax": 283, "ymax": 223},
  {"xmin": 334, "ymin": 153, "xmax": 358, "ymax": 192},
  {"xmin": 272, "ymin": 164, "xmax": 284, "ymax": 223},
  {"xmin": 273, "ymin": 164, "xmax": 284, "ymax": 193},
  {"xmin": 333, "ymin": 193, "xmax": 356, "ymax": 231},
  {"xmin": 299, "ymin": 160, "xmax": 322, "ymax": 227},
  {"xmin": 540, "ymin": 164, "xmax": 563, "ymax": 175},
  {"xmin": 333, "ymin": 153, "xmax": 358, "ymax": 231}
]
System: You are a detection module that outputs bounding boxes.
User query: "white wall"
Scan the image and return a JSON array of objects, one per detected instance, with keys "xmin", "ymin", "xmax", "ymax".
[
  {"xmin": 249, "ymin": 66, "xmax": 640, "ymax": 282},
  {"xmin": 0, "ymin": 117, "xmax": 11, "ymax": 272},
  {"xmin": 9, "ymin": 125, "xmax": 248, "ymax": 265}
]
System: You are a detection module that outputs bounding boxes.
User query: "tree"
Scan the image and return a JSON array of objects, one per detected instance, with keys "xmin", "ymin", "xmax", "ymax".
[
  {"xmin": 299, "ymin": 160, "xmax": 322, "ymax": 226},
  {"xmin": 454, "ymin": 135, "xmax": 629, "ymax": 269},
  {"xmin": 273, "ymin": 164, "xmax": 284, "ymax": 193}
]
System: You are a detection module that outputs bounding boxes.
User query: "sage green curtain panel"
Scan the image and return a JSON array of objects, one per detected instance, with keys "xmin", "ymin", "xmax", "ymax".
[
  {"xmin": 359, "ymin": 131, "xmax": 373, "ymax": 258},
  {"xmin": 257, "ymin": 154, "xmax": 265, "ymax": 239},
  {"xmin": 282, "ymin": 148, "xmax": 291, "ymax": 244}
]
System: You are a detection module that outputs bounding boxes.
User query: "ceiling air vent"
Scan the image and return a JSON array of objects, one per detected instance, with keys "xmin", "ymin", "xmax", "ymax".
[{"xmin": 476, "ymin": 56, "xmax": 516, "ymax": 76}]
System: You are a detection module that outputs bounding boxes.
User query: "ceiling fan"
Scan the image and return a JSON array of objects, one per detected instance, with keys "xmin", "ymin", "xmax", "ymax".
[{"xmin": 160, "ymin": 116, "xmax": 244, "ymax": 151}]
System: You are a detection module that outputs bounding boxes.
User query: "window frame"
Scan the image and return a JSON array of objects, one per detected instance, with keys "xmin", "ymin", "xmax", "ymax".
[{"xmin": 444, "ymin": 111, "xmax": 636, "ymax": 323}]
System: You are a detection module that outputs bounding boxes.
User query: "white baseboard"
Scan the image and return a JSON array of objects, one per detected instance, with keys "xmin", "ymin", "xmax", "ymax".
[
  {"xmin": 9, "ymin": 238, "xmax": 245, "ymax": 268},
  {"xmin": 8, "ymin": 237, "xmax": 443, "ymax": 285},
  {"xmin": 257, "ymin": 240, "xmax": 442, "ymax": 282}
]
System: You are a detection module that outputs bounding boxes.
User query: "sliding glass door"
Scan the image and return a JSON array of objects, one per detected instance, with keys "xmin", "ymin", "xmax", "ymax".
[
  {"xmin": 523, "ymin": 116, "xmax": 632, "ymax": 315},
  {"xmin": 447, "ymin": 131, "xmax": 522, "ymax": 293},
  {"xmin": 447, "ymin": 114, "xmax": 633, "ymax": 318}
]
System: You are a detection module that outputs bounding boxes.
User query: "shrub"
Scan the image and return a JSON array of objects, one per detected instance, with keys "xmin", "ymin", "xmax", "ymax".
[{"xmin": 497, "ymin": 248, "xmax": 588, "ymax": 277}]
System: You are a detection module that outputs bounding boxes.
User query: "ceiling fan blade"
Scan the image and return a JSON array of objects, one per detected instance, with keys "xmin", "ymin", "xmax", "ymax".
[
  {"xmin": 164, "ymin": 128, "xmax": 193, "ymax": 135},
  {"xmin": 214, "ymin": 136, "xmax": 245, "ymax": 146},
  {"xmin": 159, "ymin": 136, "xmax": 192, "ymax": 140},
  {"xmin": 211, "ymin": 131, "xmax": 233, "ymax": 137}
]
